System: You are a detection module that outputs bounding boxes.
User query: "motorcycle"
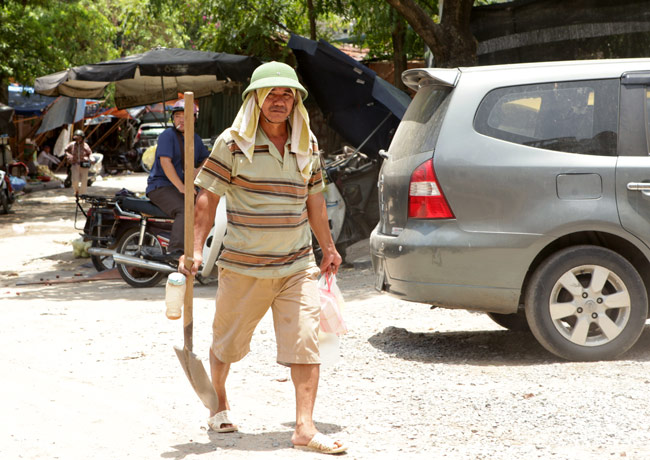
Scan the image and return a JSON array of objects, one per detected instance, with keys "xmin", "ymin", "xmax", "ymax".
[
  {"xmin": 76, "ymin": 191, "xmax": 225, "ymax": 288},
  {"xmin": 75, "ymin": 143, "xmax": 377, "ymax": 286},
  {"xmin": 110, "ymin": 196, "xmax": 177, "ymax": 287},
  {"xmin": 101, "ymin": 148, "xmax": 144, "ymax": 175},
  {"xmin": 316, "ymin": 146, "xmax": 381, "ymax": 262},
  {"xmin": 0, "ymin": 168, "xmax": 15, "ymax": 214},
  {"xmin": 75, "ymin": 193, "xmax": 121, "ymax": 272}
]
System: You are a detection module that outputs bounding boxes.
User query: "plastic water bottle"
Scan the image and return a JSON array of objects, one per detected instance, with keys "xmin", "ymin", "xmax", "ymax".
[{"xmin": 165, "ymin": 272, "xmax": 186, "ymax": 320}]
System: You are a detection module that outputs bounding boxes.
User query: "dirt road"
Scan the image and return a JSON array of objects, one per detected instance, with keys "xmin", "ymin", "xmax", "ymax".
[{"xmin": 3, "ymin": 173, "xmax": 650, "ymax": 460}]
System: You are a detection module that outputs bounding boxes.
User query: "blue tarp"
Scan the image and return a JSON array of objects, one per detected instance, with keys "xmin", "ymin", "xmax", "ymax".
[
  {"xmin": 36, "ymin": 96, "xmax": 86, "ymax": 134},
  {"xmin": 8, "ymin": 85, "xmax": 57, "ymax": 116}
]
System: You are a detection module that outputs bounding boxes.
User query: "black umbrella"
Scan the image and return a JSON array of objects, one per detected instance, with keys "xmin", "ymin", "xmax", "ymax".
[
  {"xmin": 34, "ymin": 47, "xmax": 261, "ymax": 109},
  {"xmin": 0, "ymin": 103, "xmax": 15, "ymax": 137},
  {"xmin": 288, "ymin": 34, "xmax": 411, "ymax": 157}
]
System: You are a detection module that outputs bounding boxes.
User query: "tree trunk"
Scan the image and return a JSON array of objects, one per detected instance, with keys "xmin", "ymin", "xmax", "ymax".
[
  {"xmin": 391, "ymin": 12, "xmax": 408, "ymax": 91},
  {"xmin": 385, "ymin": 0, "xmax": 478, "ymax": 67},
  {"xmin": 306, "ymin": 0, "xmax": 317, "ymax": 40},
  {"xmin": 0, "ymin": 77, "xmax": 8, "ymax": 105}
]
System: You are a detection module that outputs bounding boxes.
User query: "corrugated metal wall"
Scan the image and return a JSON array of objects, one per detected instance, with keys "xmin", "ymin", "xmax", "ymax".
[{"xmin": 196, "ymin": 88, "xmax": 243, "ymax": 141}]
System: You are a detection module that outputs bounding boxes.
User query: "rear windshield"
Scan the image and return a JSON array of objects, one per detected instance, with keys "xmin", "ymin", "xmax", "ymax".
[{"xmin": 388, "ymin": 85, "xmax": 452, "ymax": 160}]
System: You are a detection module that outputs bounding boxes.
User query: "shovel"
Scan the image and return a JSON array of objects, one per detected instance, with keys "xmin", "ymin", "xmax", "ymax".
[{"xmin": 173, "ymin": 91, "xmax": 220, "ymax": 413}]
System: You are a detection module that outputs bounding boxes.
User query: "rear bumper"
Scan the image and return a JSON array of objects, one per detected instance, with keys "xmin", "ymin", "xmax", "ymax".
[{"xmin": 370, "ymin": 220, "xmax": 542, "ymax": 313}]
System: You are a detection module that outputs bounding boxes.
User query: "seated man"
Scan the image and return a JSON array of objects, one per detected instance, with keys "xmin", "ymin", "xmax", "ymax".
[
  {"xmin": 37, "ymin": 145, "xmax": 60, "ymax": 169},
  {"xmin": 145, "ymin": 99, "xmax": 209, "ymax": 263}
]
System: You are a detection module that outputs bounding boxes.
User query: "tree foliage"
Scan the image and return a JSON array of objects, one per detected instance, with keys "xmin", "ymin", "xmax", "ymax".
[
  {"xmin": 341, "ymin": 0, "xmax": 437, "ymax": 61},
  {"xmin": 0, "ymin": 1, "xmax": 115, "ymax": 80},
  {"xmin": 0, "ymin": 0, "xmax": 503, "ymax": 103},
  {"xmin": 383, "ymin": 0, "xmax": 478, "ymax": 67},
  {"xmin": 175, "ymin": 0, "xmax": 347, "ymax": 61},
  {"xmin": 102, "ymin": 0, "xmax": 187, "ymax": 56},
  {"xmin": 0, "ymin": 0, "xmax": 117, "ymax": 102}
]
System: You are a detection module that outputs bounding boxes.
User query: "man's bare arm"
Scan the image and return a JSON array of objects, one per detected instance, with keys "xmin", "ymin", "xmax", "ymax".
[
  {"xmin": 306, "ymin": 192, "xmax": 341, "ymax": 275},
  {"xmin": 179, "ymin": 189, "xmax": 219, "ymax": 276}
]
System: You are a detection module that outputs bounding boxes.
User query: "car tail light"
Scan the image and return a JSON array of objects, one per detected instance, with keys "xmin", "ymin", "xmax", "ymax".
[{"xmin": 408, "ymin": 159, "xmax": 454, "ymax": 219}]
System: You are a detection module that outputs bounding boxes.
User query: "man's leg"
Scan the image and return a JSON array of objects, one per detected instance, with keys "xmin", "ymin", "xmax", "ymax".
[
  {"xmin": 290, "ymin": 363, "xmax": 346, "ymax": 452},
  {"xmin": 79, "ymin": 167, "xmax": 89, "ymax": 195},
  {"xmin": 209, "ymin": 348, "xmax": 231, "ymax": 415},
  {"xmin": 71, "ymin": 164, "xmax": 80, "ymax": 195},
  {"xmin": 208, "ymin": 269, "xmax": 271, "ymax": 430},
  {"xmin": 209, "ymin": 349, "xmax": 235, "ymax": 426},
  {"xmin": 290, "ymin": 363, "xmax": 320, "ymax": 446},
  {"xmin": 147, "ymin": 186, "xmax": 184, "ymax": 252}
]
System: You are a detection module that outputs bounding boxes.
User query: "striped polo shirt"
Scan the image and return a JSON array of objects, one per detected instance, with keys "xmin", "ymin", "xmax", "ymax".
[{"xmin": 194, "ymin": 127, "xmax": 324, "ymax": 278}]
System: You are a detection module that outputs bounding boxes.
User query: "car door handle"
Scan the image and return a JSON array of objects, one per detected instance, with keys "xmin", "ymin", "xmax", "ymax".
[{"xmin": 627, "ymin": 182, "xmax": 650, "ymax": 191}]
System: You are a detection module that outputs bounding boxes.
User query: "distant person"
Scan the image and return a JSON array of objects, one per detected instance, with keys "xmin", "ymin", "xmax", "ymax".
[
  {"xmin": 145, "ymin": 99, "xmax": 209, "ymax": 263},
  {"xmin": 37, "ymin": 145, "xmax": 60, "ymax": 169},
  {"xmin": 64, "ymin": 130, "xmax": 92, "ymax": 196},
  {"xmin": 23, "ymin": 139, "xmax": 38, "ymax": 175}
]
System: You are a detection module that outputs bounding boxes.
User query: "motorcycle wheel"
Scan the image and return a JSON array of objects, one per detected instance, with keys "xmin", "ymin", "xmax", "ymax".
[
  {"xmin": 115, "ymin": 227, "xmax": 165, "ymax": 288},
  {"xmin": 90, "ymin": 240, "xmax": 115, "ymax": 272},
  {"xmin": 1, "ymin": 189, "xmax": 10, "ymax": 214}
]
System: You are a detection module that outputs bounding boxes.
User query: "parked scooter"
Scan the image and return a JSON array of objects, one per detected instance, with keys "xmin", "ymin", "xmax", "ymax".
[
  {"xmin": 75, "ymin": 194, "xmax": 121, "ymax": 272},
  {"xmin": 101, "ymin": 148, "xmax": 143, "ymax": 175},
  {"xmin": 316, "ymin": 146, "xmax": 380, "ymax": 262},
  {"xmin": 77, "ymin": 192, "xmax": 225, "ymax": 288},
  {"xmin": 0, "ymin": 169, "xmax": 15, "ymax": 214},
  {"xmin": 110, "ymin": 196, "xmax": 178, "ymax": 287}
]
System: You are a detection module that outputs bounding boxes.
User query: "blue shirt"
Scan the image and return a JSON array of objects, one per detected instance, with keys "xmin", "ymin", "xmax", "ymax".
[{"xmin": 146, "ymin": 127, "xmax": 210, "ymax": 194}]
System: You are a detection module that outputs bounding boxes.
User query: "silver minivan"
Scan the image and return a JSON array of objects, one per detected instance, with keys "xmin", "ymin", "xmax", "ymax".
[{"xmin": 370, "ymin": 58, "xmax": 650, "ymax": 361}]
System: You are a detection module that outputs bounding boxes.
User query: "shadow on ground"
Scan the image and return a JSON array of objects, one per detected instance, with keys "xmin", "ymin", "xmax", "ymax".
[
  {"xmin": 368, "ymin": 324, "xmax": 650, "ymax": 365},
  {"xmin": 161, "ymin": 422, "xmax": 344, "ymax": 458}
]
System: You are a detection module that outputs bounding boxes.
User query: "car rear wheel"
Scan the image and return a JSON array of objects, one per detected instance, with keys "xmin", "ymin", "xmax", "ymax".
[{"xmin": 525, "ymin": 245, "xmax": 647, "ymax": 361}]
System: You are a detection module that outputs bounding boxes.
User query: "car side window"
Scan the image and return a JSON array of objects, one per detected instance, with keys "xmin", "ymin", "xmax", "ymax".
[{"xmin": 475, "ymin": 79, "xmax": 619, "ymax": 156}]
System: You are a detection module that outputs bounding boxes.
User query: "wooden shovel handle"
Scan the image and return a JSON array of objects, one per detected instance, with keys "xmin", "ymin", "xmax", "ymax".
[{"xmin": 183, "ymin": 92, "xmax": 195, "ymax": 351}]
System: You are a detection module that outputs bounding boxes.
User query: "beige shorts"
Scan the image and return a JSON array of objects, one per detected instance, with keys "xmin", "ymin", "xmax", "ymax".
[{"xmin": 211, "ymin": 267, "xmax": 321, "ymax": 365}]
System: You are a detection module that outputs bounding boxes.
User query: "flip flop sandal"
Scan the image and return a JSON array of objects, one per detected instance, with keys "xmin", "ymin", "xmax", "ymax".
[
  {"xmin": 294, "ymin": 432, "xmax": 347, "ymax": 454},
  {"xmin": 207, "ymin": 410, "xmax": 238, "ymax": 433}
]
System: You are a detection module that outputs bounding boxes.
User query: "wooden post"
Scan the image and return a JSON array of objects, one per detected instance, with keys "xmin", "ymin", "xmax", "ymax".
[{"xmin": 182, "ymin": 92, "xmax": 195, "ymax": 352}]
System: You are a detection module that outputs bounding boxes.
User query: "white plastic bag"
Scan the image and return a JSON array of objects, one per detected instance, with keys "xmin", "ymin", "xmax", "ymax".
[
  {"xmin": 318, "ymin": 329, "xmax": 340, "ymax": 367},
  {"xmin": 318, "ymin": 273, "xmax": 348, "ymax": 335}
]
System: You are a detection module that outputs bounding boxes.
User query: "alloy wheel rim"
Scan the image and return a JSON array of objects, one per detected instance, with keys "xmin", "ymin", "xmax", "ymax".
[{"xmin": 548, "ymin": 264, "xmax": 631, "ymax": 347}]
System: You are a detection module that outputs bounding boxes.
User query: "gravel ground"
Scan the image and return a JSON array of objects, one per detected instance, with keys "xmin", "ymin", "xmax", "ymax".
[{"xmin": 3, "ymin": 173, "xmax": 650, "ymax": 460}]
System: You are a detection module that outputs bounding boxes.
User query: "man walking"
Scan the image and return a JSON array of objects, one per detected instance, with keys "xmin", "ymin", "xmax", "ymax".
[
  {"xmin": 64, "ymin": 130, "xmax": 92, "ymax": 196},
  {"xmin": 180, "ymin": 61, "xmax": 347, "ymax": 455}
]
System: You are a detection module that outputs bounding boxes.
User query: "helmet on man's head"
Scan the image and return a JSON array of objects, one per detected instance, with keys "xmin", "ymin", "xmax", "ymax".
[
  {"xmin": 170, "ymin": 99, "xmax": 199, "ymax": 117},
  {"xmin": 73, "ymin": 129, "xmax": 85, "ymax": 139},
  {"xmin": 242, "ymin": 61, "xmax": 308, "ymax": 101}
]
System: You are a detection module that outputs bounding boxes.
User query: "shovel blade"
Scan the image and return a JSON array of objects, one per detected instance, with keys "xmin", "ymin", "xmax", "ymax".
[{"xmin": 174, "ymin": 345, "xmax": 220, "ymax": 413}]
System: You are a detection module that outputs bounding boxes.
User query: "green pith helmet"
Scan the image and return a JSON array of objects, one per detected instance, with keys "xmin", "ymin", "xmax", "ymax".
[{"xmin": 242, "ymin": 61, "xmax": 308, "ymax": 100}]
